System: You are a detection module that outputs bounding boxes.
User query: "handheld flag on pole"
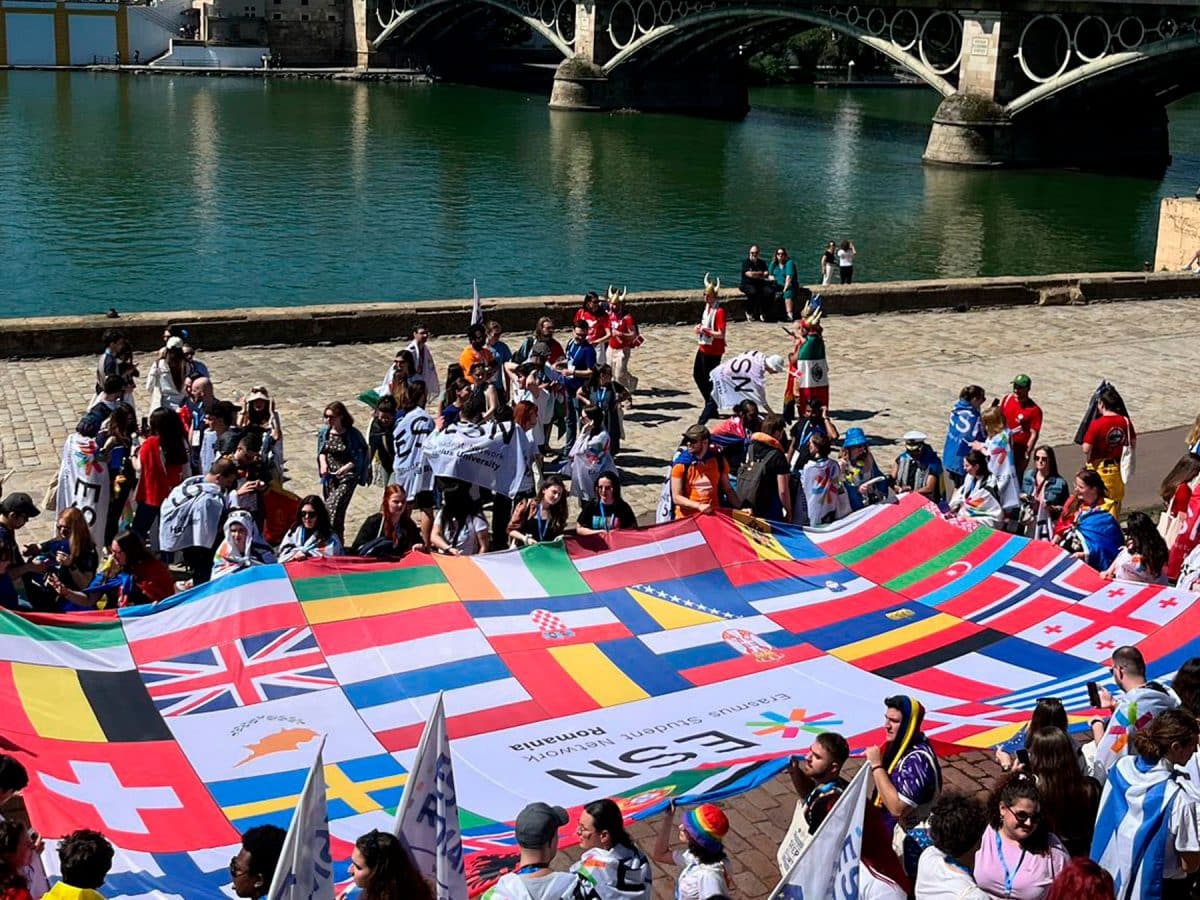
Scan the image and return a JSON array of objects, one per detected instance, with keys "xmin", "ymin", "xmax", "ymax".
[
  {"xmin": 770, "ymin": 766, "xmax": 904, "ymax": 900},
  {"xmin": 268, "ymin": 736, "xmax": 335, "ymax": 900},
  {"xmin": 393, "ymin": 693, "xmax": 468, "ymax": 900},
  {"xmin": 471, "ymin": 280, "xmax": 482, "ymax": 327}
]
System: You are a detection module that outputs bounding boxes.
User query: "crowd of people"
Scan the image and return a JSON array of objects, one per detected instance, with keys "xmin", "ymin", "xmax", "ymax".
[
  {"xmin": 3, "ymin": 277, "xmax": 1200, "ymax": 900},
  {"xmin": 7, "ymin": 645, "xmax": 1200, "ymax": 900}
]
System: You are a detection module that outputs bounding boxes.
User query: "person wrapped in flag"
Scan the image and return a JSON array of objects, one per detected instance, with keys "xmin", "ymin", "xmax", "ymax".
[
  {"xmin": 783, "ymin": 298, "xmax": 827, "ymax": 424},
  {"xmin": 864, "ymin": 695, "xmax": 943, "ymax": 876},
  {"xmin": 570, "ymin": 799, "xmax": 652, "ymax": 900},
  {"xmin": 946, "ymin": 449, "xmax": 1004, "ymax": 529},
  {"xmin": 211, "ymin": 510, "xmax": 277, "ymax": 581},
  {"xmin": 1090, "ymin": 709, "xmax": 1200, "ymax": 900}
]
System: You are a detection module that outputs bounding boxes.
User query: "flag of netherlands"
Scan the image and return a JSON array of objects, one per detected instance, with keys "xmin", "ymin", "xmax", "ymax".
[
  {"xmin": 122, "ymin": 565, "xmax": 304, "ymax": 666},
  {"xmin": 568, "ymin": 525, "xmax": 717, "ymax": 593}
]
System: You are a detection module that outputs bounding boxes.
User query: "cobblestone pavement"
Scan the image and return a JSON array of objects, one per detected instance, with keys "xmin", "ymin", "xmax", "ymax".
[{"xmin": 1, "ymin": 298, "xmax": 1197, "ymax": 897}]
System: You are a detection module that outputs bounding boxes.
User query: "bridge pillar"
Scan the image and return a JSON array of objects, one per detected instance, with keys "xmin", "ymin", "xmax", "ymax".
[
  {"xmin": 549, "ymin": 0, "xmax": 748, "ymax": 117},
  {"xmin": 925, "ymin": 9, "xmax": 1172, "ymax": 173},
  {"xmin": 923, "ymin": 10, "xmax": 1016, "ymax": 168},
  {"xmin": 345, "ymin": 0, "xmax": 372, "ymax": 68}
]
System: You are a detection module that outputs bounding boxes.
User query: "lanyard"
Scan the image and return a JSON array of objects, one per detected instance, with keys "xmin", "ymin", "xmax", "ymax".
[
  {"xmin": 994, "ymin": 830, "xmax": 1025, "ymax": 898},
  {"xmin": 598, "ymin": 500, "xmax": 609, "ymax": 533},
  {"xmin": 515, "ymin": 864, "xmax": 548, "ymax": 875},
  {"xmin": 534, "ymin": 505, "xmax": 548, "ymax": 542}
]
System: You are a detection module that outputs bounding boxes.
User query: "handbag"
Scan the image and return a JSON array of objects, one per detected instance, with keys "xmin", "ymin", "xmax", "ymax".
[{"xmin": 1120, "ymin": 416, "xmax": 1136, "ymax": 484}]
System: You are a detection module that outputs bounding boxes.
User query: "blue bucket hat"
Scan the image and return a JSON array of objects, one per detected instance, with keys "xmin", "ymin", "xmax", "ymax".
[{"xmin": 843, "ymin": 427, "xmax": 869, "ymax": 449}]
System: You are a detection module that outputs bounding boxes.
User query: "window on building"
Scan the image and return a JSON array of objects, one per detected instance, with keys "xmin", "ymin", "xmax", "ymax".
[
  {"xmin": 327, "ymin": 13, "xmax": 335, "ymax": 19},
  {"xmin": 300, "ymin": 12, "xmax": 308, "ymax": 19},
  {"xmin": 272, "ymin": 11, "xmax": 281, "ymax": 17}
]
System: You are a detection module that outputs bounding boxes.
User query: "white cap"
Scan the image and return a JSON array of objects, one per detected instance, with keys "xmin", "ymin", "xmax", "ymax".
[
  {"xmin": 764, "ymin": 354, "xmax": 786, "ymax": 373},
  {"xmin": 903, "ymin": 430, "xmax": 927, "ymax": 443}
]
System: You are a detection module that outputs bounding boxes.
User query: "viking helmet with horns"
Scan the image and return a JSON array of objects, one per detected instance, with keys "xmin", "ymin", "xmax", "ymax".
[
  {"xmin": 607, "ymin": 284, "xmax": 627, "ymax": 306},
  {"xmin": 703, "ymin": 272, "xmax": 721, "ymax": 300}
]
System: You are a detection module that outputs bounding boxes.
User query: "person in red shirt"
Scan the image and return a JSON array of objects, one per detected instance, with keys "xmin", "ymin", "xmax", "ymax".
[
  {"xmin": 573, "ymin": 292, "xmax": 612, "ymax": 367},
  {"xmin": 132, "ymin": 407, "xmax": 190, "ymax": 538},
  {"xmin": 1081, "ymin": 385, "xmax": 1136, "ymax": 516},
  {"xmin": 999, "ymin": 374, "xmax": 1044, "ymax": 478},
  {"xmin": 693, "ymin": 274, "xmax": 727, "ymax": 424}
]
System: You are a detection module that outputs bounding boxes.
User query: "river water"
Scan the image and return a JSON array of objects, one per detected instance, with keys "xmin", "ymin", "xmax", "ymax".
[{"xmin": 1, "ymin": 71, "xmax": 1197, "ymax": 317}]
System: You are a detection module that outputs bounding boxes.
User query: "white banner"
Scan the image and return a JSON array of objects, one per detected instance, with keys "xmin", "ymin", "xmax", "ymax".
[
  {"xmin": 710, "ymin": 351, "xmax": 767, "ymax": 411},
  {"xmin": 423, "ymin": 421, "xmax": 534, "ymax": 498},
  {"xmin": 770, "ymin": 766, "xmax": 868, "ymax": 900},
  {"xmin": 57, "ymin": 433, "xmax": 111, "ymax": 549},
  {"xmin": 393, "ymin": 408, "xmax": 437, "ymax": 496},
  {"xmin": 268, "ymin": 736, "xmax": 335, "ymax": 900},
  {"xmin": 158, "ymin": 476, "xmax": 225, "ymax": 553},
  {"xmin": 393, "ymin": 694, "xmax": 468, "ymax": 900}
]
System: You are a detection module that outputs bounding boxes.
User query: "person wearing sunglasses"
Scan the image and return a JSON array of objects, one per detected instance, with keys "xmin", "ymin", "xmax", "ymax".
[
  {"xmin": 278, "ymin": 495, "xmax": 343, "ymax": 562},
  {"xmin": 229, "ymin": 825, "xmax": 285, "ymax": 899},
  {"xmin": 974, "ymin": 776, "xmax": 1068, "ymax": 900}
]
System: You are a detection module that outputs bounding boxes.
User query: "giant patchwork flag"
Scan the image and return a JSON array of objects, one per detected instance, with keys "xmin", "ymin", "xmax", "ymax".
[{"xmin": 6, "ymin": 494, "xmax": 1200, "ymax": 898}]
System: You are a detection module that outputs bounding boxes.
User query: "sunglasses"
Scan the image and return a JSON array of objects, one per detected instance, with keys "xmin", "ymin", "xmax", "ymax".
[
  {"xmin": 1004, "ymin": 805, "xmax": 1039, "ymax": 824},
  {"xmin": 301, "ymin": 510, "xmax": 318, "ymax": 518}
]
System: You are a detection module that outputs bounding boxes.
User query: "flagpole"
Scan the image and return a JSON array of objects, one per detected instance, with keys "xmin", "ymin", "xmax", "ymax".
[{"xmin": 268, "ymin": 735, "xmax": 334, "ymax": 900}]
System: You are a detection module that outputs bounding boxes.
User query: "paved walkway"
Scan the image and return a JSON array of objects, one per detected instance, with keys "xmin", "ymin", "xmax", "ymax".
[
  {"xmin": 4, "ymin": 297, "xmax": 1198, "ymax": 536},
  {"xmin": 1, "ymin": 298, "xmax": 1198, "ymax": 897}
]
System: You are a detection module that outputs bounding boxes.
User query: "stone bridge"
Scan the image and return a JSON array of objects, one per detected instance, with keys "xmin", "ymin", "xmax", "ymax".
[{"xmin": 358, "ymin": 1, "xmax": 1200, "ymax": 171}]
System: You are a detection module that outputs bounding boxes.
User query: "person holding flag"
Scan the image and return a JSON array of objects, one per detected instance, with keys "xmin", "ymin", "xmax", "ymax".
[
  {"xmin": 783, "ymin": 298, "xmax": 828, "ymax": 424},
  {"xmin": 709, "ymin": 351, "xmax": 786, "ymax": 415}
]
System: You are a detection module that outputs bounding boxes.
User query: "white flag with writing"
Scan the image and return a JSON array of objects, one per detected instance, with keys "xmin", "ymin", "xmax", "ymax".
[
  {"xmin": 268, "ymin": 736, "xmax": 334, "ymax": 900},
  {"xmin": 423, "ymin": 421, "xmax": 534, "ymax": 498},
  {"xmin": 770, "ymin": 767, "xmax": 894, "ymax": 900},
  {"xmin": 710, "ymin": 351, "xmax": 768, "ymax": 411},
  {"xmin": 393, "ymin": 694, "xmax": 468, "ymax": 900},
  {"xmin": 56, "ymin": 433, "xmax": 111, "ymax": 549}
]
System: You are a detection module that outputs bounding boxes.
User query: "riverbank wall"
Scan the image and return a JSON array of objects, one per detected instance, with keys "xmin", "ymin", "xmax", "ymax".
[{"xmin": 5, "ymin": 270, "xmax": 1197, "ymax": 359}]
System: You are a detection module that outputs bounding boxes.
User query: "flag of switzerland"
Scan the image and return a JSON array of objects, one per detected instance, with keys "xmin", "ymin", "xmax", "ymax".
[{"xmin": 18, "ymin": 737, "xmax": 238, "ymax": 852}]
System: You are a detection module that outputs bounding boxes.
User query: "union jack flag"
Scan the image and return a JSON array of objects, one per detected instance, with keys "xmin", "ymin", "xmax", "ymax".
[{"xmin": 139, "ymin": 627, "xmax": 337, "ymax": 716}]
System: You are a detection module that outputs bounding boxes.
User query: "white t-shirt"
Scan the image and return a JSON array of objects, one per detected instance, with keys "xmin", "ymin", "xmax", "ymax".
[
  {"xmin": 515, "ymin": 387, "xmax": 553, "ymax": 446},
  {"xmin": 837, "ymin": 248, "xmax": 856, "ymax": 267},
  {"xmin": 434, "ymin": 510, "xmax": 488, "ymax": 556},
  {"xmin": 671, "ymin": 849, "xmax": 729, "ymax": 900},
  {"xmin": 914, "ymin": 847, "xmax": 987, "ymax": 900},
  {"xmin": 1165, "ymin": 779, "xmax": 1200, "ymax": 881}
]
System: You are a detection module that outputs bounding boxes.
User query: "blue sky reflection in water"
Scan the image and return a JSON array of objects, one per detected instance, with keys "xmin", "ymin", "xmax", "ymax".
[{"xmin": 0, "ymin": 72, "xmax": 1197, "ymax": 316}]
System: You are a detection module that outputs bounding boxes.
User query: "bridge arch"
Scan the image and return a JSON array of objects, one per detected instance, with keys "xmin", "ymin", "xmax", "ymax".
[
  {"xmin": 373, "ymin": 0, "xmax": 577, "ymax": 57},
  {"xmin": 599, "ymin": 6, "xmax": 959, "ymax": 97}
]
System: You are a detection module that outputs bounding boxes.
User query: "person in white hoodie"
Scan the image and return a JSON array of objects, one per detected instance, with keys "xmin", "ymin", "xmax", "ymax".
[
  {"xmin": 570, "ymin": 799, "xmax": 652, "ymax": 900},
  {"xmin": 483, "ymin": 803, "xmax": 590, "ymax": 900}
]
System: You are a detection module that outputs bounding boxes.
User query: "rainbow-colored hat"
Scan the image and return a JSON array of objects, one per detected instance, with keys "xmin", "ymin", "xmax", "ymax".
[{"xmin": 682, "ymin": 804, "xmax": 729, "ymax": 853}]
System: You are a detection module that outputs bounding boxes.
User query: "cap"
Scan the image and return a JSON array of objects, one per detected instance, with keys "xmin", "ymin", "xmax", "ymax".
[
  {"xmin": 764, "ymin": 354, "xmax": 786, "ymax": 374},
  {"xmin": 0, "ymin": 492, "xmax": 40, "ymax": 519},
  {"xmin": 682, "ymin": 424, "xmax": 710, "ymax": 443},
  {"xmin": 1012, "ymin": 374, "xmax": 1032, "ymax": 389},
  {"xmin": 842, "ymin": 427, "xmax": 869, "ymax": 449},
  {"xmin": 246, "ymin": 387, "xmax": 270, "ymax": 403},
  {"xmin": 529, "ymin": 341, "xmax": 552, "ymax": 359},
  {"xmin": 514, "ymin": 802, "xmax": 568, "ymax": 849},
  {"xmin": 902, "ymin": 430, "xmax": 927, "ymax": 444},
  {"xmin": 681, "ymin": 804, "xmax": 729, "ymax": 854},
  {"xmin": 166, "ymin": 336, "xmax": 185, "ymax": 350}
]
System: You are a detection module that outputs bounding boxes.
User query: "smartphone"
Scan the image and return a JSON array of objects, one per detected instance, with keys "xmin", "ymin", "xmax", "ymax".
[
  {"xmin": 1087, "ymin": 681, "xmax": 1102, "ymax": 708},
  {"xmin": 1016, "ymin": 749, "xmax": 1029, "ymax": 767}
]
